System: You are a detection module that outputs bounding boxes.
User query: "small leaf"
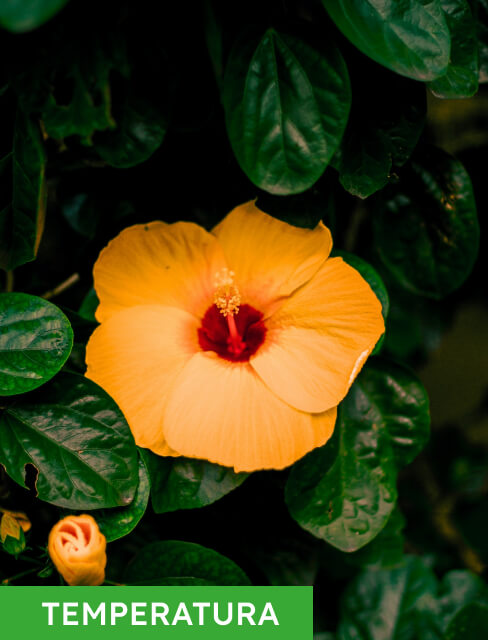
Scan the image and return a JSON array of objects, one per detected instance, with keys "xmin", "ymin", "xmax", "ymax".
[
  {"xmin": 0, "ymin": 0, "xmax": 70, "ymax": 33},
  {"xmin": 323, "ymin": 0, "xmax": 451, "ymax": 81},
  {"xmin": 0, "ymin": 372, "xmax": 139, "ymax": 509},
  {"xmin": 78, "ymin": 289, "xmax": 99, "ymax": 323},
  {"xmin": 124, "ymin": 540, "xmax": 251, "ymax": 586},
  {"xmin": 0, "ymin": 109, "xmax": 46, "ymax": 271},
  {"xmin": 374, "ymin": 146, "xmax": 479, "ymax": 299},
  {"xmin": 285, "ymin": 359, "xmax": 430, "ymax": 552},
  {"xmin": 90, "ymin": 456, "xmax": 149, "ymax": 542},
  {"xmin": 429, "ymin": 0, "xmax": 479, "ymax": 98},
  {"xmin": 0, "ymin": 293, "xmax": 73, "ymax": 396},
  {"xmin": 223, "ymin": 28, "xmax": 350, "ymax": 195},
  {"xmin": 142, "ymin": 450, "xmax": 247, "ymax": 514}
]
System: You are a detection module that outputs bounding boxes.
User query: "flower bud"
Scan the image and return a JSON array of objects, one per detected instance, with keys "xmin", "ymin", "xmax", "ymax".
[{"xmin": 48, "ymin": 514, "xmax": 106, "ymax": 586}]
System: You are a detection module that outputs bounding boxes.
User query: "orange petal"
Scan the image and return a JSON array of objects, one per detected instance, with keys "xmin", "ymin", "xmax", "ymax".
[
  {"xmin": 212, "ymin": 201, "xmax": 332, "ymax": 316},
  {"xmin": 86, "ymin": 305, "xmax": 198, "ymax": 453},
  {"xmin": 251, "ymin": 257, "xmax": 385, "ymax": 413},
  {"xmin": 162, "ymin": 352, "xmax": 337, "ymax": 472},
  {"xmin": 94, "ymin": 221, "xmax": 227, "ymax": 323}
]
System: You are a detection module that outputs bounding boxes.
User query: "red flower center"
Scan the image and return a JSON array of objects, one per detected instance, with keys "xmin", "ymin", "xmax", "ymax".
[{"xmin": 198, "ymin": 304, "xmax": 267, "ymax": 362}]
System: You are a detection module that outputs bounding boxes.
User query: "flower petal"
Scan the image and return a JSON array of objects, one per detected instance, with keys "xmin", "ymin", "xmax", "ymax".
[
  {"xmin": 251, "ymin": 257, "xmax": 385, "ymax": 413},
  {"xmin": 162, "ymin": 352, "xmax": 337, "ymax": 472},
  {"xmin": 86, "ymin": 305, "xmax": 198, "ymax": 454},
  {"xmin": 94, "ymin": 221, "xmax": 227, "ymax": 323},
  {"xmin": 212, "ymin": 201, "xmax": 332, "ymax": 315}
]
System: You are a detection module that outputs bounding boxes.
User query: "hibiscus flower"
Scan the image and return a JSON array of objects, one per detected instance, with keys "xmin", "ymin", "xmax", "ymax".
[{"xmin": 85, "ymin": 201, "xmax": 384, "ymax": 472}]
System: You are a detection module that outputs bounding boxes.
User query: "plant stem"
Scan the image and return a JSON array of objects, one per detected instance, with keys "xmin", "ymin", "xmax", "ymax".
[{"xmin": 42, "ymin": 273, "xmax": 80, "ymax": 300}]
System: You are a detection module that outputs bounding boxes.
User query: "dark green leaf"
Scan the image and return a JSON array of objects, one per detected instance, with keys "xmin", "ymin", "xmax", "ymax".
[
  {"xmin": 285, "ymin": 359, "xmax": 430, "ymax": 551},
  {"xmin": 142, "ymin": 450, "xmax": 247, "ymax": 514},
  {"xmin": 476, "ymin": 0, "xmax": 488, "ymax": 83},
  {"xmin": 323, "ymin": 0, "xmax": 451, "ymax": 81},
  {"xmin": 78, "ymin": 289, "xmax": 99, "ymax": 323},
  {"xmin": 374, "ymin": 146, "xmax": 479, "ymax": 299},
  {"xmin": 346, "ymin": 507, "xmax": 406, "ymax": 569},
  {"xmin": 0, "ymin": 372, "xmax": 138, "ymax": 509},
  {"xmin": 61, "ymin": 193, "xmax": 99, "ymax": 238},
  {"xmin": 95, "ymin": 93, "xmax": 167, "ymax": 168},
  {"xmin": 0, "ymin": 0, "xmax": 70, "ymax": 33},
  {"xmin": 91, "ymin": 456, "xmax": 149, "ymax": 542},
  {"xmin": 0, "ymin": 293, "xmax": 73, "ymax": 396},
  {"xmin": 0, "ymin": 109, "xmax": 46, "ymax": 271},
  {"xmin": 124, "ymin": 540, "xmax": 251, "ymax": 585},
  {"xmin": 223, "ymin": 28, "xmax": 350, "ymax": 195},
  {"xmin": 444, "ymin": 603, "xmax": 488, "ymax": 639},
  {"xmin": 338, "ymin": 557, "xmax": 488, "ymax": 639},
  {"xmin": 429, "ymin": 0, "xmax": 479, "ymax": 98}
]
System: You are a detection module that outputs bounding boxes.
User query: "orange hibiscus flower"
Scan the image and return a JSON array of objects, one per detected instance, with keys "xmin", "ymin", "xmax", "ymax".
[{"xmin": 85, "ymin": 201, "xmax": 384, "ymax": 472}]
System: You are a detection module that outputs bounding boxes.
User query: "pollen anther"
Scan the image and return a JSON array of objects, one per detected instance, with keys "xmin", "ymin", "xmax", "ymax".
[{"xmin": 213, "ymin": 268, "xmax": 241, "ymax": 317}]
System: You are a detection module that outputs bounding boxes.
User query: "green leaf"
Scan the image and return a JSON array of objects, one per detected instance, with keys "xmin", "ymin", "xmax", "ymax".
[
  {"xmin": 332, "ymin": 251, "xmax": 389, "ymax": 354},
  {"xmin": 90, "ymin": 456, "xmax": 149, "ymax": 542},
  {"xmin": 374, "ymin": 146, "xmax": 479, "ymax": 299},
  {"xmin": 78, "ymin": 289, "xmax": 99, "ymax": 323},
  {"xmin": 2, "ymin": 530, "xmax": 25, "ymax": 556},
  {"xmin": 323, "ymin": 0, "xmax": 451, "ymax": 81},
  {"xmin": 0, "ymin": 293, "xmax": 73, "ymax": 396},
  {"xmin": 0, "ymin": 109, "xmax": 46, "ymax": 271},
  {"xmin": 332, "ymin": 68, "xmax": 426, "ymax": 198},
  {"xmin": 142, "ymin": 450, "xmax": 247, "ymax": 514},
  {"xmin": 223, "ymin": 28, "xmax": 350, "ymax": 195},
  {"xmin": 61, "ymin": 193, "xmax": 99, "ymax": 239},
  {"xmin": 0, "ymin": 0, "xmax": 70, "ymax": 33},
  {"xmin": 476, "ymin": 0, "xmax": 488, "ymax": 83},
  {"xmin": 124, "ymin": 540, "xmax": 251, "ymax": 586},
  {"xmin": 0, "ymin": 372, "xmax": 139, "ymax": 509},
  {"xmin": 346, "ymin": 507, "xmax": 406, "ymax": 569},
  {"xmin": 95, "ymin": 90, "xmax": 168, "ymax": 168},
  {"xmin": 444, "ymin": 603, "xmax": 488, "ymax": 639},
  {"xmin": 285, "ymin": 359, "xmax": 430, "ymax": 552},
  {"xmin": 429, "ymin": 0, "xmax": 479, "ymax": 98},
  {"xmin": 338, "ymin": 557, "xmax": 488, "ymax": 639}
]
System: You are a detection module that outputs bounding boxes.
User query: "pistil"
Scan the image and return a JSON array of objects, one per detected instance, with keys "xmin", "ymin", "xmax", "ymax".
[{"xmin": 213, "ymin": 268, "xmax": 245, "ymax": 356}]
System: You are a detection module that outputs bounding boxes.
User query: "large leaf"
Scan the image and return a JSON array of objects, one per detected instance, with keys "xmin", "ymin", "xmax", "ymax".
[
  {"xmin": 374, "ymin": 146, "xmax": 479, "ymax": 299},
  {"xmin": 285, "ymin": 359, "xmax": 430, "ymax": 552},
  {"xmin": 323, "ymin": 0, "xmax": 451, "ymax": 81},
  {"xmin": 444, "ymin": 603, "xmax": 488, "ymax": 639},
  {"xmin": 0, "ymin": 109, "xmax": 46, "ymax": 271},
  {"xmin": 124, "ymin": 540, "xmax": 251, "ymax": 585},
  {"xmin": 0, "ymin": 293, "xmax": 73, "ymax": 396},
  {"xmin": 337, "ymin": 556, "xmax": 488, "ymax": 639},
  {"xmin": 477, "ymin": 0, "xmax": 488, "ymax": 83},
  {"xmin": 0, "ymin": 0, "xmax": 70, "ymax": 33},
  {"xmin": 0, "ymin": 372, "xmax": 139, "ymax": 509},
  {"xmin": 429, "ymin": 0, "xmax": 479, "ymax": 98},
  {"xmin": 142, "ymin": 450, "xmax": 247, "ymax": 514},
  {"xmin": 332, "ymin": 67, "xmax": 426, "ymax": 198},
  {"xmin": 346, "ymin": 507, "xmax": 406, "ymax": 569},
  {"xmin": 223, "ymin": 28, "xmax": 350, "ymax": 195},
  {"xmin": 90, "ymin": 455, "xmax": 149, "ymax": 542}
]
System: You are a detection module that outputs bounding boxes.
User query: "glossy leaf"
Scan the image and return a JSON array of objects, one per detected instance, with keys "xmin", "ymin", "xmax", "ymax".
[
  {"xmin": 285, "ymin": 359, "xmax": 430, "ymax": 552},
  {"xmin": 323, "ymin": 0, "xmax": 451, "ymax": 81},
  {"xmin": 338, "ymin": 556, "xmax": 488, "ymax": 639},
  {"xmin": 445, "ymin": 603, "xmax": 488, "ymax": 639},
  {"xmin": 333, "ymin": 68, "xmax": 426, "ymax": 198},
  {"xmin": 124, "ymin": 540, "xmax": 251, "ymax": 586},
  {"xmin": 374, "ymin": 146, "xmax": 479, "ymax": 299},
  {"xmin": 142, "ymin": 450, "xmax": 247, "ymax": 514},
  {"xmin": 0, "ymin": 110, "xmax": 46, "ymax": 271},
  {"xmin": 0, "ymin": 0, "xmax": 70, "ymax": 33},
  {"xmin": 0, "ymin": 293, "xmax": 73, "ymax": 396},
  {"xmin": 0, "ymin": 372, "xmax": 138, "ymax": 509},
  {"xmin": 91, "ymin": 456, "xmax": 149, "ymax": 542},
  {"xmin": 346, "ymin": 507, "xmax": 405, "ymax": 569},
  {"xmin": 95, "ymin": 93, "xmax": 167, "ymax": 168},
  {"xmin": 223, "ymin": 28, "xmax": 350, "ymax": 195},
  {"xmin": 429, "ymin": 0, "xmax": 479, "ymax": 98},
  {"xmin": 477, "ymin": 0, "xmax": 488, "ymax": 83}
]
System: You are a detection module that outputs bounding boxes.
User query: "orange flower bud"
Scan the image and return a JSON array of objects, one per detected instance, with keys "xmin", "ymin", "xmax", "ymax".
[{"xmin": 48, "ymin": 514, "xmax": 106, "ymax": 586}]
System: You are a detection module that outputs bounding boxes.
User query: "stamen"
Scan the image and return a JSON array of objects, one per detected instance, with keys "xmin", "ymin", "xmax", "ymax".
[
  {"xmin": 214, "ymin": 268, "xmax": 241, "ymax": 317},
  {"xmin": 213, "ymin": 268, "xmax": 245, "ymax": 355}
]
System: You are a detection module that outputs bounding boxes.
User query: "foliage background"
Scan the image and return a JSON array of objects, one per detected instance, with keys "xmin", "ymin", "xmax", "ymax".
[{"xmin": 0, "ymin": 0, "xmax": 488, "ymax": 637}]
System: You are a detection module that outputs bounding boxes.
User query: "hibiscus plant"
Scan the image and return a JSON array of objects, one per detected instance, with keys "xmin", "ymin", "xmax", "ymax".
[{"xmin": 0, "ymin": 0, "xmax": 487, "ymax": 637}]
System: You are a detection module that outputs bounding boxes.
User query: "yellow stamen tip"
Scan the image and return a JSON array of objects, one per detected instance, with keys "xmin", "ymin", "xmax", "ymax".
[{"xmin": 214, "ymin": 268, "xmax": 241, "ymax": 316}]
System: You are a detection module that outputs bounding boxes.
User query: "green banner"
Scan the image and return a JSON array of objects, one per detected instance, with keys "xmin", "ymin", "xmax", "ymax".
[{"xmin": 0, "ymin": 586, "xmax": 312, "ymax": 638}]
